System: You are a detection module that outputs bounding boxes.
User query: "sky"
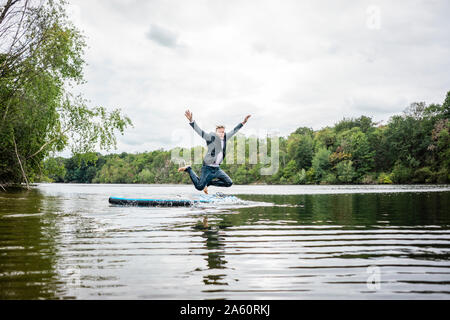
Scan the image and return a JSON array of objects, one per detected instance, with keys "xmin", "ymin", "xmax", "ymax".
[{"xmin": 66, "ymin": 0, "xmax": 450, "ymax": 155}]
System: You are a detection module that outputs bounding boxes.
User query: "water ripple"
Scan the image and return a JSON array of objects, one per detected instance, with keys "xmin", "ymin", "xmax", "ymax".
[{"xmin": 0, "ymin": 184, "xmax": 449, "ymax": 299}]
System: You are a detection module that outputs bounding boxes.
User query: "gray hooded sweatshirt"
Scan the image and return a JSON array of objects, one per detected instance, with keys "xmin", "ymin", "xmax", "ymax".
[{"xmin": 189, "ymin": 120, "xmax": 243, "ymax": 166}]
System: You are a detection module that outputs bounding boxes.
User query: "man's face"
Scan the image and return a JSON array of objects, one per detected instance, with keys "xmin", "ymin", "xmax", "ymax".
[{"xmin": 216, "ymin": 127, "xmax": 225, "ymax": 139}]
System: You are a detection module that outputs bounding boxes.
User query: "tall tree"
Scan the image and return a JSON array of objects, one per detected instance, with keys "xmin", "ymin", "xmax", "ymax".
[
  {"xmin": 0, "ymin": 0, "xmax": 132, "ymax": 188},
  {"xmin": 287, "ymin": 133, "xmax": 314, "ymax": 170}
]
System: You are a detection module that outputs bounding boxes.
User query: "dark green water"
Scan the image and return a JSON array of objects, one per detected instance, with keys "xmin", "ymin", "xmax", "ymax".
[{"xmin": 0, "ymin": 184, "xmax": 449, "ymax": 299}]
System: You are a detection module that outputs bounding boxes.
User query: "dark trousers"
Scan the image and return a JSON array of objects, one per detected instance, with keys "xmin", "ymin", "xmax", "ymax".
[{"xmin": 186, "ymin": 165, "xmax": 233, "ymax": 191}]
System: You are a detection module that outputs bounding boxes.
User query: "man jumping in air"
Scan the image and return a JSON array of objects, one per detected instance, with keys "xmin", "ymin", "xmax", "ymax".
[{"xmin": 178, "ymin": 109, "xmax": 251, "ymax": 194}]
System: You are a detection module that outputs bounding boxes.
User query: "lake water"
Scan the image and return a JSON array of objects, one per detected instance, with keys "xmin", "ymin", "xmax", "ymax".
[{"xmin": 0, "ymin": 183, "xmax": 449, "ymax": 299}]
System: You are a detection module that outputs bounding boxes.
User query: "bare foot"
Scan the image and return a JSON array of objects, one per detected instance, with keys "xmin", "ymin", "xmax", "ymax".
[
  {"xmin": 203, "ymin": 186, "xmax": 208, "ymax": 194},
  {"xmin": 178, "ymin": 165, "xmax": 190, "ymax": 172}
]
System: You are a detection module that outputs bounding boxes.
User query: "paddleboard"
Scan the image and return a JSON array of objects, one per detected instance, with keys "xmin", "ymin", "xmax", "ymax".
[
  {"xmin": 108, "ymin": 196, "xmax": 213, "ymax": 207},
  {"xmin": 108, "ymin": 193, "xmax": 234, "ymax": 207}
]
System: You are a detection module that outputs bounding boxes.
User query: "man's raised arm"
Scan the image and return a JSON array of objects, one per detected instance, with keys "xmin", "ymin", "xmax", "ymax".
[
  {"xmin": 185, "ymin": 109, "xmax": 212, "ymax": 141},
  {"xmin": 226, "ymin": 114, "xmax": 251, "ymax": 139}
]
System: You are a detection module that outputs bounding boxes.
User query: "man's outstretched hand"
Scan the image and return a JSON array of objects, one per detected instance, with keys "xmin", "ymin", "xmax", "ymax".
[
  {"xmin": 185, "ymin": 109, "xmax": 193, "ymax": 122},
  {"xmin": 186, "ymin": 109, "xmax": 250, "ymax": 125},
  {"xmin": 242, "ymin": 114, "xmax": 251, "ymax": 125}
]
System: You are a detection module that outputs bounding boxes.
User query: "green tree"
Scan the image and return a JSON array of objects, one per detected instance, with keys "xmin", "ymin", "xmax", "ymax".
[
  {"xmin": 311, "ymin": 148, "xmax": 332, "ymax": 182},
  {"xmin": 287, "ymin": 133, "xmax": 314, "ymax": 170},
  {"xmin": 282, "ymin": 159, "xmax": 298, "ymax": 181},
  {"xmin": 293, "ymin": 126, "xmax": 314, "ymax": 136},
  {"xmin": 94, "ymin": 156, "xmax": 137, "ymax": 184},
  {"xmin": 337, "ymin": 127, "xmax": 374, "ymax": 180},
  {"xmin": 137, "ymin": 169, "xmax": 155, "ymax": 184},
  {"xmin": 43, "ymin": 157, "xmax": 66, "ymax": 182},
  {"xmin": 334, "ymin": 115, "xmax": 374, "ymax": 134},
  {"xmin": 336, "ymin": 160, "xmax": 355, "ymax": 183},
  {"xmin": 384, "ymin": 104, "xmax": 434, "ymax": 169},
  {"xmin": 0, "ymin": 0, "xmax": 132, "ymax": 188},
  {"xmin": 234, "ymin": 165, "xmax": 249, "ymax": 184},
  {"xmin": 391, "ymin": 161, "xmax": 414, "ymax": 184},
  {"xmin": 313, "ymin": 127, "xmax": 336, "ymax": 151},
  {"xmin": 432, "ymin": 120, "xmax": 450, "ymax": 183},
  {"xmin": 369, "ymin": 126, "xmax": 390, "ymax": 172},
  {"xmin": 63, "ymin": 153, "xmax": 100, "ymax": 183}
]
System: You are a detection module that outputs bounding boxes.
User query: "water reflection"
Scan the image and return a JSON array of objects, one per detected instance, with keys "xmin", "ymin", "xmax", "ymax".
[
  {"xmin": 201, "ymin": 227, "xmax": 228, "ymax": 286},
  {"xmin": 237, "ymin": 192, "xmax": 450, "ymax": 226},
  {"xmin": 0, "ymin": 188, "xmax": 59, "ymax": 299}
]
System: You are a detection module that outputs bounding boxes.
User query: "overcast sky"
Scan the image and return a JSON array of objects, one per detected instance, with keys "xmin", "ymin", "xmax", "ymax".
[{"xmin": 66, "ymin": 0, "xmax": 450, "ymax": 155}]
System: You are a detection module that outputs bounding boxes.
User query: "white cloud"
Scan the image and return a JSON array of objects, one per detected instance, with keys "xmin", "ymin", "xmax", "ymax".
[{"xmin": 66, "ymin": 0, "xmax": 450, "ymax": 155}]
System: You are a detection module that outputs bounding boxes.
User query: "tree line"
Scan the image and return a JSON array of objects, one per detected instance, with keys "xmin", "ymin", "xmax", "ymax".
[{"xmin": 43, "ymin": 92, "xmax": 449, "ymax": 185}]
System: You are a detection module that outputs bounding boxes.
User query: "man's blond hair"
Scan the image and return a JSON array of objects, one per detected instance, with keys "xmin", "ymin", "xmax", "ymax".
[{"xmin": 216, "ymin": 125, "xmax": 225, "ymax": 130}]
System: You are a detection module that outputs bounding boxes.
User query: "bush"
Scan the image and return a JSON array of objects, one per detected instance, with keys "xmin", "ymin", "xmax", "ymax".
[
  {"xmin": 413, "ymin": 167, "xmax": 434, "ymax": 183},
  {"xmin": 391, "ymin": 162, "xmax": 414, "ymax": 183},
  {"xmin": 378, "ymin": 172, "xmax": 393, "ymax": 184},
  {"xmin": 283, "ymin": 160, "xmax": 298, "ymax": 180},
  {"xmin": 137, "ymin": 169, "xmax": 155, "ymax": 183},
  {"xmin": 361, "ymin": 173, "xmax": 377, "ymax": 184},
  {"xmin": 306, "ymin": 168, "xmax": 316, "ymax": 184},
  {"xmin": 292, "ymin": 168, "xmax": 307, "ymax": 184},
  {"xmin": 323, "ymin": 173, "xmax": 337, "ymax": 184},
  {"xmin": 436, "ymin": 167, "xmax": 450, "ymax": 184},
  {"xmin": 335, "ymin": 160, "xmax": 355, "ymax": 183},
  {"xmin": 312, "ymin": 148, "xmax": 332, "ymax": 181}
]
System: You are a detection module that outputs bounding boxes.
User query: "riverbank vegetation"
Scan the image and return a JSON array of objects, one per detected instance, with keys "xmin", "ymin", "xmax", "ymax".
[{"xmin": 43, "ymin": 91, "xmax": 449, "ymax": 185}]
